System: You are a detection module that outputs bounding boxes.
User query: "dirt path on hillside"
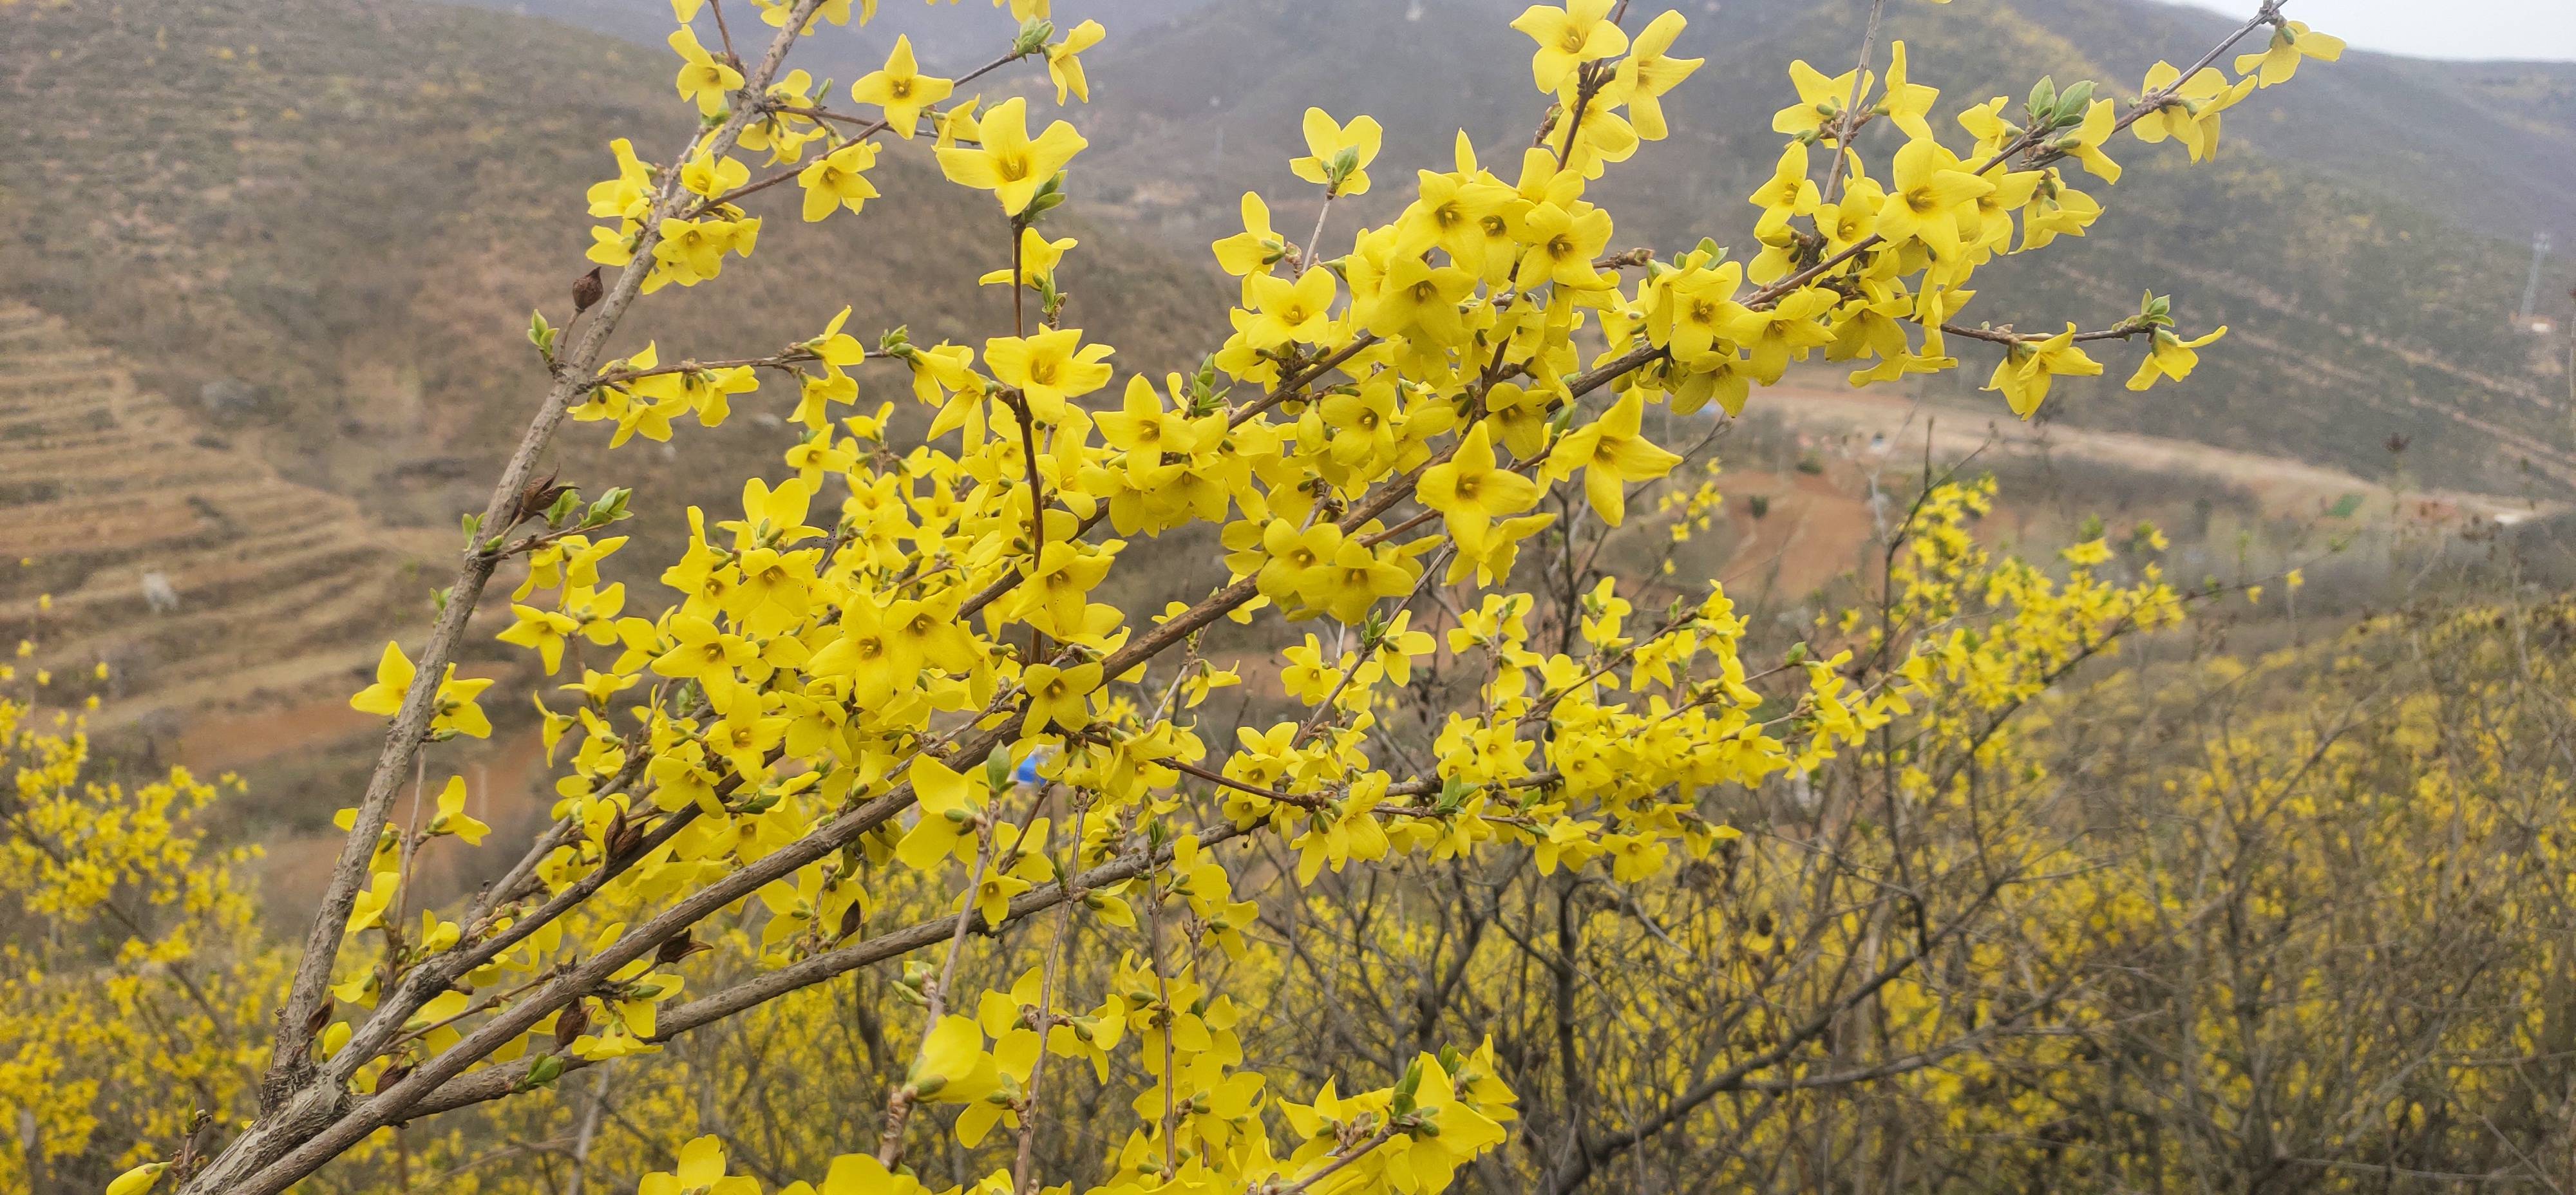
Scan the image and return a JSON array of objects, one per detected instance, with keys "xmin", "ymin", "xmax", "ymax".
[{"xmin": 1754, "ymin": 384, "xmax": 2564, "ymax": 525}]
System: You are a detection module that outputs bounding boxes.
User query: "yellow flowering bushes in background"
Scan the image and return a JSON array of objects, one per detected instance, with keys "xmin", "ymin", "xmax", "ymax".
[{"xmin": 0, "ymin": 696, "xmax": 281, "ymax": 1192}]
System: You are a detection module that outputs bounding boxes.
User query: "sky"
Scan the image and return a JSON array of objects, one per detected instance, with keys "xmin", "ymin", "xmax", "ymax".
[{"xmin": 2164, "ymin": 0, "xmax": 2576, "ymax": 61}]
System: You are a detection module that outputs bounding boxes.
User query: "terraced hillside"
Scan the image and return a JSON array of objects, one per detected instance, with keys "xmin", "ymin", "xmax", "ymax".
[
  {"xmin": 0, "ymin": 0, "xmax": 1229, "ymax": 791},
  {"xmin": 0, "ymin": 303, "xmax": 435, "ymax": 732},
  {"xmin": 0, "ymin": 0, "xmax": 1229, "ymax": 536},
  {"xmin": 0, "ymin": 303, "xmax": 578, "ymax": 912},
  {"xmin": 1, "ymin": 0, "xmax": 2564, "ymax": 828}
]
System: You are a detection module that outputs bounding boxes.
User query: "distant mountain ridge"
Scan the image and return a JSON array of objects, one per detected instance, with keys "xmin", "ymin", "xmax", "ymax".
[
  {"xmin": 1064, "ymin": 0, "xmax": 2576, "ymax": 488},
  {"xmin": 0, "ymin": 0, "xmax": 1227, "ymax": 736},
  {"xmin": 2, "ymin": 0, "xmax": 2570, "ymax": 500},
  {"xmin": 454, "ymin": 0, "xmax": 2576, "ymax": 494},
  {"xmin": 0, "ymin": 0, "xmax": 1225, "ymax": 525},
  {"xmin": 0, "ymin": 0, "xmax": 2562, "ymax": 845}
]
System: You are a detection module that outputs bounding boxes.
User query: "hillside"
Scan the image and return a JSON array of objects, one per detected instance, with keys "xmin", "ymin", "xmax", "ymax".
[
  {"xmin": 2108, "ymin": 3, "xmax": 2576, "ymax": 255},
  {"xmin": 0, "ymin": 0, "xmax": 1227, "ymax": 521},
  {"xmin": 2, "ymin": 0, "xmax": 2569, "ymax": 766},
  {"xmin": 468, "ymin": 0, "xmax": 2576, "ymax": 252},
  {"xmin": 431, "ymin": 0, "xmax": 2576, "ymax": 494},
  {"xmin": 0, "ymin": 303, "xmax": 438, "ymax": 728},
  {"xmin": 0, "ymin": 0, "xmax": 1229, "ymax": 710},
  {"xmin": 1049, "ymin": 0, "xmax": 2576, "ymax": 495},
  {"xmin": 444, "ymin": 0, "xmax": 1217, "ymax": 84},
  {"xmin": 0, "ymin": 0, "xmax": 1232, "ymax": 894}
]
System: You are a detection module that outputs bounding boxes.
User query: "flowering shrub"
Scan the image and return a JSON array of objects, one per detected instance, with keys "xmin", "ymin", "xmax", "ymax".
[{"xmin": 55, "ymin": 1, "xmax": 2368, "ymax": 1192}]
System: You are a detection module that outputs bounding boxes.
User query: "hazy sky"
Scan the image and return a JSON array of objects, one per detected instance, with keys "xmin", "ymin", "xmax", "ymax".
[{"xmin": 2164, "ymin": 0, "xmax": 2576, "ymax": 61}]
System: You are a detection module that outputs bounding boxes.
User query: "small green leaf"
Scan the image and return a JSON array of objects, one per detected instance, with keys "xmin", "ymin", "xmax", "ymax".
[
  {"xmin": 544, "ymin": 487, "xmax": 584, "ymax": 528},
  {"xmin": 583, "ymin": 487, "xmax": 634, "ymax": 527},
  {"xmin": 522, "ymin": 1053, "xmax": 565, "ymax": 1090},
  {"xmin": 2026, "ymin": 76, "xmax": 2058, "ymax": 122},
  {"xmin": 2054, "ymin": 80, "xmax": 2096, "ymax": 124},
  {"xmin": 1012, "ymin": 18, "xmax": 1054, "ymax": 57}
]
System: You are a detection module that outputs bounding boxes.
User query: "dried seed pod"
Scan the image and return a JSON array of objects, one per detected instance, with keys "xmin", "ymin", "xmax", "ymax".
[
  {"xmin": 656, "ymin": 932, "xmax": 711, "ymax": 964},
  {"xmin": 552, "ymin": 997, "xmax": 591, "ymax": 1046}
]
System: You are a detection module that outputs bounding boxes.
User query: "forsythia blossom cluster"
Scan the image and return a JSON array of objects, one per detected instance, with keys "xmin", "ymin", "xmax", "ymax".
[{"xmin": 107, "ymin": 0, "xmax": 2338, "ymax": 1191}]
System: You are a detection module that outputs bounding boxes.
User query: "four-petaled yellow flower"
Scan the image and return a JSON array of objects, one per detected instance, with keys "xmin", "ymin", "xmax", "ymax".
[
  {"xmin": 1022, "ymin": 661, "xmax": 1102, "ymax": 733},
  {"xmin": 428, "ymin": 775, "xmax": 490, "ymax": 845},
  {"xmin": 2235, "ymin": 19, "xmax": 2344, "ymax": 88},
  {"xmin": 1771, "ymin": 59, "xmax": 1870, "ymax": 140},
  {"xmin": 639, "ymin": 1136, "xmax": 759, "ymax": 1195},
  {"xmin": 1046, "ymin": 19, "xmax": 1106, "ymax": 104},
  {"xmin": 896, "ymin": 753, "xmax": 987, "ymax": 871},
  {"xmin": 667, "ymin": 27, "xmax": 742, "ymax": 117},
  {"xmin": 1243, "ymin": 267, "xmax": 1340, "ymax": 349},
  {"xmin": 350, "ymin": 641, "xmax": 493, "ymax": 739},
  {"xmin": 979, "ymin": 225, "xmax": 1077, "ymax": 288},
  {"xmin": 1613, "ymin": 10, "xmax": 1702, "ymax": 140},
  {"xmin": 796, "ymin": 140, "xmax": 880, "ymax": 221},
  {"xmin": 1544, "ymin": 390, "xmax": 1682, "ymax": 525},
  {"xmin": 1875, "ymin": 137, "xmax": 1994, "ymax": 261},
  {"xmin": 984, "ymin": 328, "xmax": 1115, "ymax": 422},
  {"xmin": 2133, "ymin": 61, "xmax": 2255, "ymax": 162},
  {"xmin": 909, "ymin": 1015, "xmax": 1000, "ymax": 1104},
  {"xmin": 1211, "ymin": 191, "xmax": 1286, "ymax": 276},
  {"xmin": 1747, "ymin": 141, "xmax": 1821, "ymax": 241},
  {"xmin": 1510, "ymin": 0, "xmax": 1629, "ymax": 93},
  {"xmin": 1289, "ymin": 108, "xmax": 1383, "ymax": 197},
  {"xmin": 934, "ymin": 96, "xmax": 1088, "ymax": 214},
  {"xmin": 1419, "ymin": 423, "xmax": 1542, "ymax": 557},
  {"xmin": 1985, "ymin": 324, "xmax": 2105, "ymax": 418},
  {"xmin": 2126, "ymin": 325, "xmax": 2228, "ymax": 391},
  {"xmin": 851, "ymin": 35, "xmax": 953, "ymax": 138}
]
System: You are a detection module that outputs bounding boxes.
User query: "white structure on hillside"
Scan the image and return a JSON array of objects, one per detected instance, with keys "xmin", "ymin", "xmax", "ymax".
[
  {"xmin": 141, "ymin": 571, "xmax": 180, "ymax": 614},
  {"xmin": 2517, "ymin": 232, "xmax": 2552, "ymax": 331}
]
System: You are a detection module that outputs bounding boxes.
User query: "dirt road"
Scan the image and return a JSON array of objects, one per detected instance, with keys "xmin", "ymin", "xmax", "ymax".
[{"xmin": 1752, "ymin": 382, "xmax": 2564, "ymax": 525}]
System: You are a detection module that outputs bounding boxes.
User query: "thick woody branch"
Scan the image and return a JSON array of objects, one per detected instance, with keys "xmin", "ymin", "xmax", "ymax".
[
  {"xmin": 200, "ymin": 3, "xmax": 832, "ymax": 1191},
  {"xmin": 348, "ymin": 824, "xmax": 1254, "ymax": 1123}
]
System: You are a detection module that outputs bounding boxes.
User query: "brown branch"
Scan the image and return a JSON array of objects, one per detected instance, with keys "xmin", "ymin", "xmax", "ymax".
[
  {"xmin": 1546, "ymin": 869, "xmax": 2028, "ymax": 1194},
  {"xmin": 1817, "ymin": 0, "xmax": 1888, "ymax": 209},
  {"xmin": 1939, "ymin": 319, "xmax": 2148, "ymax": 346},
  {"xmin": 197, "ymin": 4, "xmax": 835, "ymax": 1189},
  {"xmin": 386, "ymin": 824, "xmax": 1256, "ymax": 1122},
  {"xmin": 1229, "ymin": 334, "xmax": 1381, "ymax": 428}
]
